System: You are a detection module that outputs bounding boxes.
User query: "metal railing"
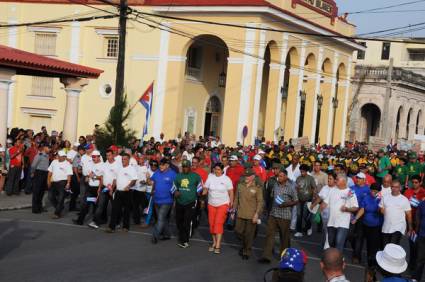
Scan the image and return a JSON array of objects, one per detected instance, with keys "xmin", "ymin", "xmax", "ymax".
[{"xmin": 355, "ymin": 65, "xmax": 425, "ymax": 86}]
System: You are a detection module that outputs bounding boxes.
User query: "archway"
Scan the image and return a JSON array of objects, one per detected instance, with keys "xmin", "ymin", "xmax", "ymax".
[
  {"xmin": 299, "ymin": 53, "xmax": 316, "ymax": 138},
  {"xmin": 395, "ymin": 106, "xmax": 403, "ymax": 139},
  {"xmin": 416, "ymin": 110, "xmax": 422, "ymax": 134},
  {"xmin": 257, "ymin": 45, "xmax": 271, "ymax": 138},
  {"xmin": 204, "ymin": 96, "xmax": 221, "ymax": 137},
  {"xmin": 280, "ymin": 47, "xmax": 298, "ymax": 137},
  {"xmin": 182, "ymin": 35, "xmax": 229, "ymax": 139},
  {"xmin": 360, "ymin": 103, "xmax": 381, "ymax": 142},
  {"xmin": 315, "ymin": 58, "xmax": 332, "ymax": 144},
  {"xmin": 331, "ymin": 63, "xmax": 346, "ymax": 144},
  {"xmin": 406, "ymin": 108, "xmax": 413, "ymax": 138}
]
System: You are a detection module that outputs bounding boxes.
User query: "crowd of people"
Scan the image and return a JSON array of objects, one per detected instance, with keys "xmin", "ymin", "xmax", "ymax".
[{"xmin": 1, "ymin": 127, "xmax": 425, "ymax": 282}]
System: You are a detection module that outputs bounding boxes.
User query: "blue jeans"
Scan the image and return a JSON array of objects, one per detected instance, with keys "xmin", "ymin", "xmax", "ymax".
[
  {"xmin": 296, "ymin": 201, "xmax": 311, "ymax": 233},
  {"xmin": 327, "ymin": 227, "xmax": 349, "ymax": 252},
  {"xmin": 153, "ymin": 204, "xmax": 172, "ymax": 239}
]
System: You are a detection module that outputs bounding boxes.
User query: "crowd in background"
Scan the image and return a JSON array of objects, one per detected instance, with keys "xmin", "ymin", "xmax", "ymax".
[{"xmin": 1, "ymin": 127, "xmax": 424, "ymax": 282}]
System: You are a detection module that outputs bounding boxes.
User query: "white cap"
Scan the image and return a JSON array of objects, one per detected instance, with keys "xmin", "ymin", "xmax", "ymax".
[
  {"xmin": 356, "ymin": 172, "xmax": 366, "ymax": 179},
  {"xmin": 258, "ymin": 150, "xmax": 265, "ymax": 155},
  {"xmin": 73, "ymin": 142, "xmax": 80, "ymax": 147},
  {"xmin": 229, "ymin": 155, "xmax": 238, "ymax": 161},
  {"xmin": 58, "ymin": 150, "xmax": 67, "ymax": 157},
  {"xmin": 6, "ymin": 139, "xmax": 12, "ymax": 144},
  {"xmin": 92, "ymin": 150, "xmax": 101, "ymax": 156},
  {"xmin": 376, "ymin": 244, "xmax": 408, "ymax": 274},
  {"xmin": 0, "ymin": 147, "xmax": 5, "ymax": 152},
  {"xmin": 253, "ymin": 155, "xmax": 262, "ymax": 161}
]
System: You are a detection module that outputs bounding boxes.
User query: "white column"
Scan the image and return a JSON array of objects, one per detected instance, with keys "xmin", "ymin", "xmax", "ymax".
[
  {"xmin": 60, "ymin": 77, "xmax": 88, "ymax": 142},
  {"xmin": 273, "ymin": 33, "xmax": 289, "ymax": 142},
  {"xmin": 152, "ymin": 22, "xmax": 170, "ymax": 139},
  {"xmin": 310, "ymin": 47, "xmax": 324, "ymax": 143},
  {"xmin": 326, "ymin": 52, "xmax": 339, "ymax": 144},
  {"xmin": 251, "ymin": 28, "xmax": 267, "ymax": 144},
  {"xmin": 0, "ymin": 68, "xmax": 15, "ymax": 147},
  {"xmin": 69, "ymin": 21, "xmax": 80, "ymax": 63},
  {"xmin": 293, "ymin": 40, "xmax": 307, "ymax": 137},
  {"xmin": 237, "ymin": 23, "xmax": 257, "ymax": 143},
  {"xmin": 7, "ymin": 18, "xmax": 17, "ymax": 128},
  {"xmin": 340, "ymin": 57, "xmax": 352, "ymax": 146}
]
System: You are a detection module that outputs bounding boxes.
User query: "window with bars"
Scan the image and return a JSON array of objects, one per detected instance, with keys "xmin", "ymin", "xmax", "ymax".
[
  {"xmin": 31, "ymin": 32, "xmax": 56, "ymax": 97},
  {"xmin": 34, "ymin": 33, "xmax": 57, "ymax": 56},
  {"xmin": 105, "ymin": 37, "xmax": 118, "ymax": 58}
]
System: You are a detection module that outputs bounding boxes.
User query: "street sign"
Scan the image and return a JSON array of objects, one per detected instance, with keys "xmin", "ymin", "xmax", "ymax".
[{"xmin": 242, "ymin": 126, "xmax": 248, "ymax": 138}]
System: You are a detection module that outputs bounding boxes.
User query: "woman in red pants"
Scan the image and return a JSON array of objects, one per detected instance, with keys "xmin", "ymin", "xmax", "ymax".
[{"xmin": 203, "ymin": 162, "xmax": 234, "ymax": 254}]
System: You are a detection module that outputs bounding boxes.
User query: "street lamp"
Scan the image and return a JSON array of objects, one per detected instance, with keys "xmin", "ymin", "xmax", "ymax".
[
  {"xmin": 280, "ymin": 86, "xmax": 288, "ymax": 100},
  {"xmin": 300, "ymin": 90, "xmax": 307, "ymax": 102},
  {"xmin": 332, "ymin": 97, "xmax": 339, "ymax": 108},
  {"xmin": 317, "ymin": 94, "xmax": 323, "ymax": 109},
  {"xmin": 218, "ymin": 70, "xmax": 226, "ymax": 88}
]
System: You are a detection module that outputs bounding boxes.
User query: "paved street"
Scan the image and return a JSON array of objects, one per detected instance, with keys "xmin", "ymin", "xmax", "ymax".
[{"xmin": 0, "ymin": 208, "xmax": 365, "ymax": 282}]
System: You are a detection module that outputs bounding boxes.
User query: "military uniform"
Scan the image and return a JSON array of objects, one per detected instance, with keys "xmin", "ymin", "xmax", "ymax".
[{"xmin": 234, "ymin": 177, "xmax": 263, "ymax": 257}]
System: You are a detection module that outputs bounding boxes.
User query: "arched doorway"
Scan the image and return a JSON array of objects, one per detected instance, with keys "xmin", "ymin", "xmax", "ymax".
[
  {"xmin": 204, "ymin": 96, "xmax": 221, "ymax": 138},
  {"xmin": 360, "ymin": 103, "xmax": 381, "ymax": 142},
  {"xmin": 257, "ymin": 45, "xmax": 271, "ymax": 138},
  {"xmin": 416, "ymin": 110, "xmax": 422, "ymax": 134},
  {"xmin": 395, "ymin": 106, "xmax": 403, "ymax": 139},
  {"xmin": 407, "ymin": 108, "xmax": 413, "ymax": 138}
]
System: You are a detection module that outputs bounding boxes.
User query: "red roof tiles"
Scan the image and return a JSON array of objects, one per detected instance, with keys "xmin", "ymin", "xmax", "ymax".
[{"xmin": 0, "ymin": 44, "xmax": 103, "ymax": 78}]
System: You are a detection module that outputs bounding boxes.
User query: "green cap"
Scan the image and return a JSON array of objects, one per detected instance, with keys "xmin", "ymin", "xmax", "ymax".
[
  {"xmin": 182, "ymin": 160, "xmax": 191, "ymax": 167},
  {"xmin": 272, "ymin": 162, "xmax": 282, "ymax": 169},
  {"xmin": 244, "ymin": 168, "xmax": 255, "ymax": 176},
  {"xmin": 409, "ymin": 152, "xmax": 418, "ymax": 159}
]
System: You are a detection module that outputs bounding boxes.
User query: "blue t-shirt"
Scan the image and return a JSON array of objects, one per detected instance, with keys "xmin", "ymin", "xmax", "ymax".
[
  {"xmin": 360, "ymin": 193, "xmax": 383, "ymax": 227},
  {"xmin": 151, "ymin": 168, "xmax": 177, "ymax": 205},
  {"xmin": 352, "ymin": 185, "xmax": 371, "ymax": 205},
  {"xmin": 417, "ymin": 201, "xmax": 425, "ymax": 237},
  {"xmin": 382, "ymin": 277, "xmax": 411, "ymax": 282}
]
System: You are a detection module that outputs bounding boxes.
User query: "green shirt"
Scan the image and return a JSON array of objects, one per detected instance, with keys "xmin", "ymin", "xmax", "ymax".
[
  {"xmin": 394, "ymin": 165, "xmax": 407, "ymax": 184},
  {"xmin": 407, "ymin": 161, "xmax": 422, "ymax": 177},
  {"xmin": 174, "ymin": 172, "xmax": 201, "ymax": 205},
  {"xmin": 377, "ymin": 156, "xmax": 391, "ymax": 178}
]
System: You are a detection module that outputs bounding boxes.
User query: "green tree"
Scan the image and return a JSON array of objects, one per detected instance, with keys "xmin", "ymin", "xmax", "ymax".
[{"xmin": 95, "ymin": 93, "xmax": 136, "ymax": 152}]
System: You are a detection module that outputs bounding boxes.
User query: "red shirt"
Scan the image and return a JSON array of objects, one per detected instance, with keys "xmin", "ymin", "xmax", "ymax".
[
  {"xmin": 365, "ymin": 173, "xmax": 376, "ymax": 186},
  {"xmin": 226, "ymin": 164, "xmax": 245, "ymax": 191},
  {"xmin": 9, "ymin": 145, "xmax": 23, "ymax": 168},
  {"xmin": 192, "ymin": 167, "xmax": 208, "ymax": 183},
  {"xmin": 24, "ymin": 145, "xmax": 38, "ymax": 164},
  {"xmin": 404, "ymin": 187, "xmax": 425, "ymax": 219},
  {"xmin": 253, "ymin": 165, "xmax": 267, "ymax": 183}
]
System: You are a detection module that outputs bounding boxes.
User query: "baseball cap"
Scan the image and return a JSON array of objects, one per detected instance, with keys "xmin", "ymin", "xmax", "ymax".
[
  {"xmin": 253, "ymin": 154, "xmax": 262, "ymax": 161},
  {"xmin": 229, "ymin": 155, "xmax": 239, "ymax": 161},
  {"xmin": 182, "ymin": 160, "xmax": 191, "ymax": 167},
  {"xmin": 108, "ymin": 145, "xmax": 118, "ymax": 152},
  {"xmin": 0, "ymin": 147, "xmax": 4, "ymax": 152},
  {"xmin": 58, "ymin": 150, "xmax": 67, "ymax": 157},
  {"xmin": 73, "ymin": 142, "xmax": 80, "ymax": 147},
  {"xmin": 279, "ymin": 248, "xmax": 307, "ymax": 273},
  {"xmin": 92, "ymin": 150, "xmax": 101, "ymax": 156},
  {"xmin": 356, "ymin": 172, "xmax": 366, "ymax": 179},
  {"xmin": 159, "ymin": 158, "xmax": 170, "ymax": 165},
  {"xmin": 244, "ymin": 168, "xmax": 255, "ymax": 177}
]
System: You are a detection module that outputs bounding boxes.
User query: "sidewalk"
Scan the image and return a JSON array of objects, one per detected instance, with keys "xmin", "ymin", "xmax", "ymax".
[{"xmin": 0, "ymin": 193, "xmax": 32, "ymax": 211}]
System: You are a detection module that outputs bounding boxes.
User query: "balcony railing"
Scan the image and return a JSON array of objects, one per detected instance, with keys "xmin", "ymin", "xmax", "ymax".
[{"xmin": 355, "ymin": 65, "xmax": 425, "ymax": 87}]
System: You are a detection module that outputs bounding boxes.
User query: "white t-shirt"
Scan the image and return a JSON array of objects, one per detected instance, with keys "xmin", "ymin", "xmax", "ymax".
[
  {"xmin": 318, "ymin": 185, "xmax": 333, "ymax": 220},
  {"xmin": 380, "ymin": 193, "xmax": 411, "ymax": 234},
  {"xmin": 205, "ymin": 174, "xmax": 233, "ymax": 207},
  {"xmin": 130, "ymin": 157, "xmax": 138, "ymax": 168},
  {"xmin": 182, "ymin": 151, "xmax": 194, "ymax": 161},
  {"xmin": 115, "ymin": 155, "xmax": 122, "ymax": 164},
  {"xmin": 48, "ymin": 160, "xmax": 73, "ymax": 182},
  {"xmin": 325, "ymin": 188, "xmax": 358, "ymax": 229},
  {"xmin": 132, "ymin": 165, "xmax": 149, "ymax": 192},
  {"xmin": 81, "ymin": 154, "xmax": 93, "ymax": 176},
  {"xmin": 87, "ymin": 161, "xmax": 104, "ymax": 187},
  {"xmin": 67, "ymin": 150, "xmax": 77, "ymax": 163},
  {"xmin": 380, "ymin": 186, "xmax": 392, "ymax": 198},
  {"xmin": 286, "ymin": 164, "xmax": 301, "ymax": 182},
  {"xmin": 103, "ymin": 160, "xmax": 122, "ymax": 188},
  {"xmin": 116, "ymin": 165, "xmax": 138, "ymax": 191}
]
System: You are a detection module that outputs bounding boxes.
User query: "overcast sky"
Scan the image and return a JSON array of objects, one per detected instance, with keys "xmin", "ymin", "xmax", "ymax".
[{"xmin": 335, "ymin": 0, "xmax": 425, "ymax": 37}]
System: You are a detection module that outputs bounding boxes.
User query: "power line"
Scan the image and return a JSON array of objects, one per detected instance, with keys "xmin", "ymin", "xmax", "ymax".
[{"xmin": 348, "ymin": 0, "xmax": 425, "ymax": 14}]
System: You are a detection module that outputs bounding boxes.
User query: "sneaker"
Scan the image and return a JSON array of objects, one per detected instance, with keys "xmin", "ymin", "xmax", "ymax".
[
  {"xmin": 88, "ymin": 222, "xmax": 99, "ymax": 229},
  {"xmin": 307, "ymin": 228, "xmax": 313, "ymax": 236},
  {"xmin": 177, "ymin": 242, "xmax": 189, "ymax": 249},
  {"xmin": 294, "ymin": 232, "xmax": 303, "ymax": 238}
]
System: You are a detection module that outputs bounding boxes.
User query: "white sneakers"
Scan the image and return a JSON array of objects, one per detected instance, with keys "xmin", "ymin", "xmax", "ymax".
[
  {"xmin": 307, "ymin": 228, "xmax": 313, "ymax": 236},
  {"xmin": 177, "ymin": 242, "xmax": 190, "ymax": 248},
  {"xmin": 88, "ymin": 222, "xmax": 99, "ymax": 229},
  {"xmin": 294, "ymin": 232, "xmax": 303, "ymax": 238}
]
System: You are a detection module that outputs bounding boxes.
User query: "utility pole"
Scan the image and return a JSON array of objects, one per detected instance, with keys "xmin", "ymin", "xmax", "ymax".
[
  {"xmin": 382, "ymin": 58, "xmax": 393, "ymax": 143},
  {"xmin": 115, "ymin": 0, "xmax": 128, "ymax": 105}
]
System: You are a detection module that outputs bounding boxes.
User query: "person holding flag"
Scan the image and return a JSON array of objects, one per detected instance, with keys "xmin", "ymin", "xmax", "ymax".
[
  {"xmin": 173, "ymin": 160, "xmax": 202, "ymax": 248},
  {"xmin": 150, "ymin": 158, "xmax": 176, "ymax": 244}
]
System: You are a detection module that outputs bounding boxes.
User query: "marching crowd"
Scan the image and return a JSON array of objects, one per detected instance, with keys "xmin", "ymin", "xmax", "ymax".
[{"xmin": 1, "ymin": 127, "xmax": 425, "ymax": 282}]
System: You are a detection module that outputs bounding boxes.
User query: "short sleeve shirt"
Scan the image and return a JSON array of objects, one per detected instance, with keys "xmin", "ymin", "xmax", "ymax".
[
  {"xmin": 116, "ymin": 165, "xmax": 138, "ymax": 191},
  {"xmin": 380, "ymin": 194, "xmax": 411, "ymax": 234},
  {"xmin": 325, "ymin": 188, "xmax": 358, "ymax": 229},
  {"xmin": 205, "ymin": 174, "xmax": 233, "ymax": 207},
  {"xmin": 48, "ymin": 160, "xmax": 73, "ymax": 182}
]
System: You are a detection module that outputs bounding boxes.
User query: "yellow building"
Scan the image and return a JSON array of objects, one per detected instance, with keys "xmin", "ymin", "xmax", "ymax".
[{"xmin": 0, "ymin": 0, "xmax": 363, "ymax": 145}]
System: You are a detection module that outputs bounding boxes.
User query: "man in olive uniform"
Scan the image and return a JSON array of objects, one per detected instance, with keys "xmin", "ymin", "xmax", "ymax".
[
  {"xmin": 174, "ymin": 160, "xmax": 202, "ymax": 248},
  {"xmin": 233, "ymin": 168, "xmax": 263, "ymax": 260}
]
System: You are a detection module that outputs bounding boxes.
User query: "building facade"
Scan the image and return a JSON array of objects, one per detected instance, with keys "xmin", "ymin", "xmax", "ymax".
[
  {"xmin": 350, "ymin": 38, "xmax": 425, "ymax": 143},
  {"xmin": 0, "ymin": 0, "xmax": 362, "ymax": 145}
]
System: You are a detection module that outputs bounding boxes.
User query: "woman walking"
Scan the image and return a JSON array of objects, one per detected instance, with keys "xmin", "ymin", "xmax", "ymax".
[{"xmin": 203, "ymin": 162, "xmax": 234, "ymax": 254}]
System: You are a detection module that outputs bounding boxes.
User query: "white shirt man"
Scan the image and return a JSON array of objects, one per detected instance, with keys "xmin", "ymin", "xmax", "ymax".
[
  {"xmin": 132, "ymin": 164, "xmax": 150, "ymax": 192},
  {"xmin": 325, "ymin": 188, "xmax": 358, "ymax": 229},
  {"xmin": 286, "ymin": 163, "xmax": 301, "ymax": 182},
  {"xmin": 103, "ymin": 157, "xmax": 121, "ymax": 190},
  {"xmin": 48, "ymin": 155, "xmax": 73, "ymax": 182},
  {"xmin": 87, "ymin": 151, "xmax": 104, "ymax": 187},
  {"xmin": 66, "ymin": 143, "xmax": 79, "ymax": 163},
  {"xmin": 116, "ymin": 162, "xmax": 138, "ymax": 191}
]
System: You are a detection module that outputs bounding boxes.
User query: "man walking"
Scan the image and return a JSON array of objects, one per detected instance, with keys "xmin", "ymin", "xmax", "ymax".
[
  {"xmin": 173, "ymin": 160, "xmax": 201, "ymax": 248},
  {"xmin": 47, "ymin": 151, "xmax": 73, "ymax": 219},
  {"xmin": 31, "ymin": 143, "xmax": 50, "ymax": 213},
  {"xmin": 258, "ymin": 169, "xmax": 298, "ymax": 264}
]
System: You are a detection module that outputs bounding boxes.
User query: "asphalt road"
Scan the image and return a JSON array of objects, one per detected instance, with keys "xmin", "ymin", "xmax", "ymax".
[{"xmin": 0, "ymin": 208, "xmax": 366, "ymax": 282}]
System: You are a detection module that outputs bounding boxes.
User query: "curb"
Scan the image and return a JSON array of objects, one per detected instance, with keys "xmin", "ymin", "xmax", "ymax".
[{"xmin": 0, "ymin": 205, "xmax": 32, "ymax": 211}]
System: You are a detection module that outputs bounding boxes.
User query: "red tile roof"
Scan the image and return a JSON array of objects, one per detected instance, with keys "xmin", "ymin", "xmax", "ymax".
[{"xmin": 0, "ymin": 44, "xmax": 103, "ymax": 78}]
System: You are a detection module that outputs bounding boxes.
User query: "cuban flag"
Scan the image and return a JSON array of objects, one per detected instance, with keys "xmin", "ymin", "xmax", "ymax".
[
  {"xmin": 170, "ymin": 183, "xmax": 177, "ymax": 194},
  {"xmin": 275, "ymin": 195, "xmax": 285, "ymax": 205},
  {"xmin": 197, "ymin": 181, "xmax": 204, "ymax": 193},
  {"xmin": 139, "ymin": 81, "xmax": 154, "ymax": 140}
]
